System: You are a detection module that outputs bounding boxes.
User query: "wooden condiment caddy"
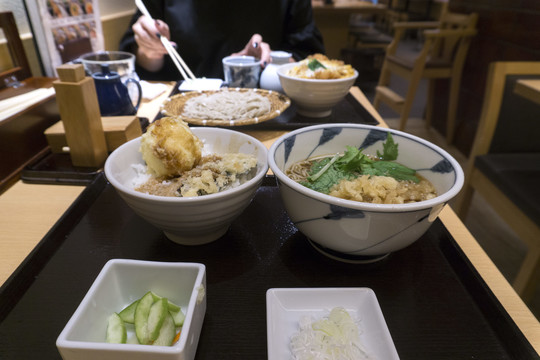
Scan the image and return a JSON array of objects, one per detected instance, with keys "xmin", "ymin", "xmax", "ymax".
[
  {"xmin": 45, "ymin": 115, "xmax": 142, "ymax": 153},
  {"xmin": 49, "ymin": 64, "xmax": 143, "ymax": 167},
  {"xmin": 52, "ymin": 64, "xmax": 108, "ymax": 167}
]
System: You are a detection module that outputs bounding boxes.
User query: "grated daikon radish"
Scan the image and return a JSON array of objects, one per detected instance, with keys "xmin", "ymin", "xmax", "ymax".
[{"xmin": 290, "ymin": 307, "xmax": 372, "ymax": 360}]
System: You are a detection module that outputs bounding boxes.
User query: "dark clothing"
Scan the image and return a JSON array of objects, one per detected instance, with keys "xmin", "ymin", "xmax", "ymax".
[{"xmin": 119, "ymin": 0, "xmax": 325, "ymax": 80}]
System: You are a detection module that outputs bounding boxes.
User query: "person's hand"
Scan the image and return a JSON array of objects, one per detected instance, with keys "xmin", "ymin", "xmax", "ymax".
[
  {"xmin": 132, "ymin": 15, "xmax": 175, "ymax": 71},
  {"xmin": 231, "ymin": 34, "xmax": 271, "ymax": 67},
  {"xmin": 132, "ymin": 15, "xmax": 173, "ymax": 58}
]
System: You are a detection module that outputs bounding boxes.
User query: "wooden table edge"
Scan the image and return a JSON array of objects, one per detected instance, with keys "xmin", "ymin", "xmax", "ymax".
[{"xmin": 514, "ymin": 79, "xmax": 540, "ymax": 105}]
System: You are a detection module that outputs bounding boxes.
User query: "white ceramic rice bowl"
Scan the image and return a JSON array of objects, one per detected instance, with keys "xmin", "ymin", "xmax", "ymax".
[
  {"xmin": 268, "ymin": 124, "xmax": 464, "ymax": 262},
  {"xmin": 277, "ymin": 62, "xmax": 358, "ymax": 118},
  {"xmin": 104, "ymin": 127, "xmax": 268, "ymax": 245}
]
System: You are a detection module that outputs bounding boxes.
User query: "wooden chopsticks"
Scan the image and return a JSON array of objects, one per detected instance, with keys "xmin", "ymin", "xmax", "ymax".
[
  {"xmin": 159, "ymin": 36, "xmax": 196, "ymax": 81},
  {"xmin": 135, "ymin": 0, "xmax": 196, "ymax": 81}
]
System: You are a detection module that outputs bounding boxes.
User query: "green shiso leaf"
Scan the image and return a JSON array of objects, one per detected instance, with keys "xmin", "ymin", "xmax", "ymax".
[
  {"xmin": 300, "ymin": 133, "xmax": 419, "ymax": 192},
  {"xmin": 336, "ymin": 145, "xmax": 373, "ymax": 171},
  {"xmin": 307, "ymin": 59, "xmax": 326, "ymax": 71},
  {"xmin": 371, "ymin": 161, "xmax": 419, "ymax": 182},
  {"xmin": 302, "ymin": 156, "xmax": 355, "ymax": 194},
  {"xmin": 377, "ymin": 132, "xmax": 398, "ymax": 160},
  {"xmin": 308, "ymin": 153, "xmax": 340, "ymax": 182}
]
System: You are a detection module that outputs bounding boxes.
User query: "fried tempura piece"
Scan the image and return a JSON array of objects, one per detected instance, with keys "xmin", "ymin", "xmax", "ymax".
[{"xmin": 140, "ymin": 117, "xmax": 202, "ymax": 177}]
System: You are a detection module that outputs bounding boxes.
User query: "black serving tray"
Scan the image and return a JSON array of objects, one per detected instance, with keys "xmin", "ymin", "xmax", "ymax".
[
  {"xmin": 0, "ymin": 174, "xmax": 537, "ymax": 359},
  {"xmin": 159, "ymin": 83, "xmax": 379, "ymax": 130},
  {"xmin": 20, "ymin": 151, "xmax": 102, "ymax": 186},
  {"xmin": 20, "ymin": 117, "xmax": 150, "ymax": 186},
  {"xmin": 237, "ymin": 92, "xmax": 380, "ymax": 131}
]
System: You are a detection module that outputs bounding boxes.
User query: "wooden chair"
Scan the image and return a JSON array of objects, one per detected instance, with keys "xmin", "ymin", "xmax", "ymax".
[
  {"xmin": 342, "ymin": 9, "xmax": 408, "ymax": 84},
  {"xmin": 347, "ymin": 10, "xmax": 408, "ymax": 51},
  {"xmin": 0, "ymin": 11, "xmax": 32, "ymax": 89},
  {"xmin": 454, "ymin": 61, "xmax": 540, "ymax": 302},
  {"xmin": 0, "ymin": 11, "xmax": 59, "ymax": 193},
  {"xmin": 373, "ymin": 10, "xmax": 477, "ymax": 143}
]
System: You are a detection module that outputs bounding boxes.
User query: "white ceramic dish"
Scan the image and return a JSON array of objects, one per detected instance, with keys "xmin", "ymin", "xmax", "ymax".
[
  {"xmin": 266, "ymin": 288, "xmax": 399, "ymax": 360},
  {"xmin": 57, "ymin": 259, "xmax": 206, "ymax": 360},
  {"xmin": 178, "ymin": 78, "xmax": 223, "ymax": 91}
]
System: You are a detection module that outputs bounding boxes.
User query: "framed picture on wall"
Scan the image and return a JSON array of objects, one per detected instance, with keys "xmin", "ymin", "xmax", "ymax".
[{"xmin": 24, "ymin": 0, "xmax": 104, "ymax": 77}]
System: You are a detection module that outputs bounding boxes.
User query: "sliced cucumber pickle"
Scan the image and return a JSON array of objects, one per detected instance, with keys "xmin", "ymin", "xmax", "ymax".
[
  {"xmin": 170, "ymin": 308, "xmax": 185, "ymax": 327},
  {"xmin": 106, "ymin": 313, "xmax": 127, "ymax": 344},
  {"xmin": 107, "ymin": 291, "xmax": 184, "ymax": 346},
  {"xmin": 118, "ymin": 299, "xmax": 139, "ymax": 324},
  {"xmin": 134, "ymin": 291, "xmax": 155, "ymax": 345},
  {"xmin": 148, "ymin": 297, "xmax": 168, "ymax": 342},
  {"xmin": 153, "ymin": 312, "xmax": 176, "ymax": 346},
  {"xmin": 150, "ymin": 291, "xmax": 181, "ymax": 312}
]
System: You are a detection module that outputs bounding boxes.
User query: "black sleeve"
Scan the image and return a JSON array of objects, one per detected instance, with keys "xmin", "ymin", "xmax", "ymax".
[
  {"xmin": 118, "ymin": 11, "xmax": 139, "ymax": 56},
  {"xmin": 281, "ymin": 0, "xmax": 325, "ymax": 61}
]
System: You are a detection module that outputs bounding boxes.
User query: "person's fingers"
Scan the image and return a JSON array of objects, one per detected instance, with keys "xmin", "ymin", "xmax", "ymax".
[
  {"xmin": 237, "ymin": 33, "xmax": 264, "ymax": 56},
  {"xmin": 135, "ymin": 35, "xmax": 168, "ymax": 55},
  {"xmin": 230, "ymin": 50, "xmax": 243, "ymax": 57},
  {"xmin": 155, "ymin": 20, "xmax": 171, "ymax": 39},
  {"xmin": 243, "ymin": 34, "xmax": 269, "ymax": 59},
  {"xmin": 230, "ymin": 34, "xmax": 270, "ymax": 66},
  {"xmin": 134, "ymin": 32, "xmax": 166, "ymax": 53},
  {"xmin": 136, "ymin": 16, "xmax": 159, "ymax": 38},
  {"xmin": 133, "ymin": 16, "xmax": 168, "ymax": 55},
  {"xmin": 250, "ymin": 34, "xmax": 263, "ymax": 51},
  {"xmin": 258, "ymin": 42, "xmax": 271, "ymax": 67},
  {"xmin": 133, "ymin": 17, "xmax": 158, "ymax": 46}
]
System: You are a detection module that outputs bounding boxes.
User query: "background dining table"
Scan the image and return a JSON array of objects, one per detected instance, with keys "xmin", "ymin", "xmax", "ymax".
[
  {"xmin": 0, "ymin": 82, "xmax": 539, "ymax": 357},
  {"xmin": 514, "ymin": 79, "xmax": 540, "ymax": 105},
  {"xmin": 311, "ymin": 0, "xmax": 387, "ymax": 59}
]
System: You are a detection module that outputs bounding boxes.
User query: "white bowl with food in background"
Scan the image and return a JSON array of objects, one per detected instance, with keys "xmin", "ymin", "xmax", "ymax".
[{"xmin": 277, "ymin": 58, "xmax": 358, "ymax": 118}]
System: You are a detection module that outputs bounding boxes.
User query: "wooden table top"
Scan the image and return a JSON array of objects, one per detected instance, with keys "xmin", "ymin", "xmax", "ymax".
[
  {"xmin": 1, "ymin": 83, "xmax": 539, "ymax": 354},
  {"xmin": 514, "ymin": 79, "xmax": 540, "ymax": 105},
  {"xmin": 312, "ymin": 0, "xmax": 386, "ymax": 12}
]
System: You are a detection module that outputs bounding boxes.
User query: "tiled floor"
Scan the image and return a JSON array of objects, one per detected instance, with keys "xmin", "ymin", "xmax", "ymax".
[{"xmin": 358, "ymin": 75, "xmax": 539, "ymax": 320}]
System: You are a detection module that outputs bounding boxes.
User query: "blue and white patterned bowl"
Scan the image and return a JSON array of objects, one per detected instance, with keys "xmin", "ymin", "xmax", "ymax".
[{"xmin": 268, "ymin": 124, "xmax": 464, "ymax": 262}]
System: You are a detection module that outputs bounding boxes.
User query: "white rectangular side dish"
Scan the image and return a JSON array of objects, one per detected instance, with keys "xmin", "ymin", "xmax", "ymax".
[
  {"xmin": 178, "ymin": 78, "xmax": 223, "ymax": 91},
  {"xmin": 266, "ymin": 287, "xmax": 399, "ymax": 360},
  {"xmin": 56, "ymin": 259, "xmax": 206, "ymax": 360}
]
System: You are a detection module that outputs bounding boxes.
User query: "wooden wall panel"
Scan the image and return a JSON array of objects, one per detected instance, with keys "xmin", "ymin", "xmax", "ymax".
[{"xmin": 432, "ymin": 1, "xmax": 540, "ymax": 154}]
